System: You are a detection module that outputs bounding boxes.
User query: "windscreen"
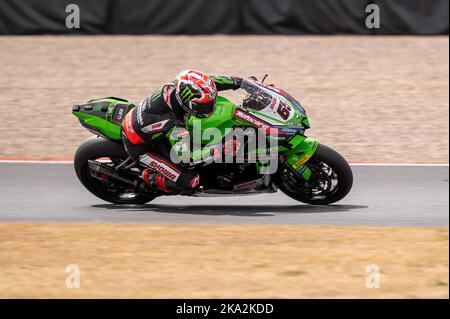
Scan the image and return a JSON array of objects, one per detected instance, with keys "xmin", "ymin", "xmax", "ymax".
[{"xmin": 241, "ymin": 79, "xmax": 275, "ymax": 109}]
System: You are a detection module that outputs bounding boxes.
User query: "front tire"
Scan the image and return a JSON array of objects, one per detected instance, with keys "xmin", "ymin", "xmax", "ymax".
[
  {"xmin": 74, "ymin": 137, "xmax": 155, "ymax": 204},
  {"xmin": 277, "ymin": 144, "xmax": 353, "ymax": 205}
]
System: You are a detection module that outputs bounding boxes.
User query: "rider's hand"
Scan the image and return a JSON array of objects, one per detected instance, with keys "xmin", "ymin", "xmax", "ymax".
[{"xmin": 243, "ymin": 96, "xmax": 258, "ymax": 109}]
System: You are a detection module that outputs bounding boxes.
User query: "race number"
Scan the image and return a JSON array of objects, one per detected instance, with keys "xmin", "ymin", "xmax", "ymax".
[{"xmin": 277, "ymin": 103, "xmax": 291, "ymax": 120}]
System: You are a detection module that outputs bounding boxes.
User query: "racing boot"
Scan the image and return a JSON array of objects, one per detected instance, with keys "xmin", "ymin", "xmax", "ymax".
[
  {"xmin": 141, "ymin": 169, "xmax": 176, "ymax": 194},
  {"xmin": 141, "ymin": 169, "xmax": 200, "ymax": 195}
]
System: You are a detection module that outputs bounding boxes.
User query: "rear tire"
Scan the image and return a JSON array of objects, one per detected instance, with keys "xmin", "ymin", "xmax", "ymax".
[
  {"xmin": 277, "ymin": 144, "xmax": 353, "ymax": 205},
  {"xmin": 74, "ymin": 137, "xmax": 155, "ymax": 204}
]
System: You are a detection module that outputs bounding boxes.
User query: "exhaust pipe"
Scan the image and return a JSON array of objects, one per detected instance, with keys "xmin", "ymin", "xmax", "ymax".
[
  {"xmin": 88, "ymin": 160, "xmax": 136, "ymax": 187},
  {"xmin": 87, "ymin": 160, "xmax": 155, "ymax": 195}
]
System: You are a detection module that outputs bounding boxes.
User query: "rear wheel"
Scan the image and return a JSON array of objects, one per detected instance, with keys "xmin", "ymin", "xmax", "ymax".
[
  {"xmin": 74, "ymin": 138, "xmax": 156, "ymax": 204},
  {"xmin": 277, "ymin": 144, "xmax": 353, "ymax": 205}
]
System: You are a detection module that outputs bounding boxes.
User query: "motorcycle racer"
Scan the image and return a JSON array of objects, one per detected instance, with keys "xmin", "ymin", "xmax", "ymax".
[{"xmin": 121, "ymin": 70, "xmax": 242, "ymax": 195}]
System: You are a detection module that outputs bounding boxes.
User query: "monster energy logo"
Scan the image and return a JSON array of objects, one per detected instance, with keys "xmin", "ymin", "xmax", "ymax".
[
  {"xmin": 180, "ymin": 87, "xmax": 195, "ymax": 102},
  {"xmin": 151, "ymin": 88, "xmax": 163, "ymax": 102}
]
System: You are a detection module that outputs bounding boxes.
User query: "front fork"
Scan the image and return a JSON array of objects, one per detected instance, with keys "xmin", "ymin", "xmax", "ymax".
[{"xmin": 282, "ymin": 135, "xmax": 319, "ymax": 180}]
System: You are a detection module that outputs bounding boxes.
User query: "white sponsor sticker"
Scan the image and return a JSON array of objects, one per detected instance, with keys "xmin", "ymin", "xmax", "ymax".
[
  {"xmin": 140, "ymin": 154, "xmax": 180, "ymax": 181},
  {"xmin": 141, "ymin": 119, "xmax": 170, "ymax": 134}
]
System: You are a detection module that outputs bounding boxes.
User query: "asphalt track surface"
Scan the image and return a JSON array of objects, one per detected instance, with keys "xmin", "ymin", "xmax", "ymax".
[{"xmin": 0, "ymin": 163, "xmax": 448, "ymax": 227}]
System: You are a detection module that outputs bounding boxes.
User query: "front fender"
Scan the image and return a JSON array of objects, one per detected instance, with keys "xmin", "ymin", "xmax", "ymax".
[{"xmin": 284, "ymin": 135, "xmax": 319, "ymax": 180}]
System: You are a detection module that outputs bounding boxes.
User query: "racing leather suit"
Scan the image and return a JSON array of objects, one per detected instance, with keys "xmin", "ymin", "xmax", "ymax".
[{"xmin": 121, "ymin": 75, "xmax": 242, "ymax": 194}]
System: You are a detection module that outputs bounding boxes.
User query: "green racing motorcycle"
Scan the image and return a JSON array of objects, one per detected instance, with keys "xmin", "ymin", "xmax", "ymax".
[{"xmin": 72, "ymin": 78, "xmax": 353, "ymax": 205}]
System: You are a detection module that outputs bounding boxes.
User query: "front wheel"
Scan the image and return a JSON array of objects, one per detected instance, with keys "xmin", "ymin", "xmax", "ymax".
[{"xmin": 277, "ymin": 144, "xmax": 353, "ymax": 205}]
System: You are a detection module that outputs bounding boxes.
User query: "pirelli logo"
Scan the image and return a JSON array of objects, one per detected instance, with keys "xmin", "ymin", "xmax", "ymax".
[
  {"xmin": 233, "ymin": 109, "xmax": 271, "ymax": 131},
  {"xmin": 292, "ymin": 153, "xmax": 313, "ymax": 169}
]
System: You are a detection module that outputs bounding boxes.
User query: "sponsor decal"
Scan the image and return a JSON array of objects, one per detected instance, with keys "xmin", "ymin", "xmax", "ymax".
[
  {"xmin": 233, "ymin": 109, "xmax": 271, "ymax": 131},
  {"xmin": 123, "ymin": 110, "xmax": 144, "ymax": 145},
  {"xmin": 189, "ymin": 175, "xmax": 200, "ymax": 188},
  {"xmin": 112, "ymin": 105, "xmax": 127, "ymax": 124},
  {"xmin": 141, "ymin": 119, "xmax": 169, "ymax": 134},
  {"xmin": 107, "ymin": 105, "xmax": 115, "ymax": 116},
  {"xmin": 140, "ymin": 154, "xmax": 180, "ymax": 181},
  {"xmin": 268, "ymin": 96, "xmax": 279, "ymax": 111},
  {"xmin": 292, "ymin": 153, "xmax": 313, "ymax": 170},
  {"xmin": 149, "ymin": 161, "xmax": 177, "ymax": 180},
  {"xmin": 151, "ymin": 88, "xmax": 162, "ymax": 102},
  {"xmin": 124, "ymin": 112, "xmax": 134, "ymax": 133},
  {"xmin": 277, "ymin": 126, "xmax": 304, "ymax": 135},
  {"xmin": 116, "ymin": 107, "xmax": 124, "ymax": 120},
  {"xmin": 180, "ymin": 86, "xmax": 195, "ymax": 102},
  {"xmin": 136, "ymin": 100, "xmax": 147, "ymax": 125}
]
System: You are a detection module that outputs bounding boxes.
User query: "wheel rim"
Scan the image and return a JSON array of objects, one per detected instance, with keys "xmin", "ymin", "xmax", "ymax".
[{"xmin": 280, "ymin": 159, "xmax": 339, "ymax": 201}]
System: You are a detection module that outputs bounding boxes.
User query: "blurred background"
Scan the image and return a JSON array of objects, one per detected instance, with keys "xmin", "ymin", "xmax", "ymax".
[
  {"xmin": 1, "ymin": 0, "xmax": 448, "ymax": 35},
  {"xmin": 0, "ymin": 0, "xmax": 448, "ymax": 162},
  {"xmin": 0, "ymin": 0, "xmax": 448, "ymax": 299}
]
